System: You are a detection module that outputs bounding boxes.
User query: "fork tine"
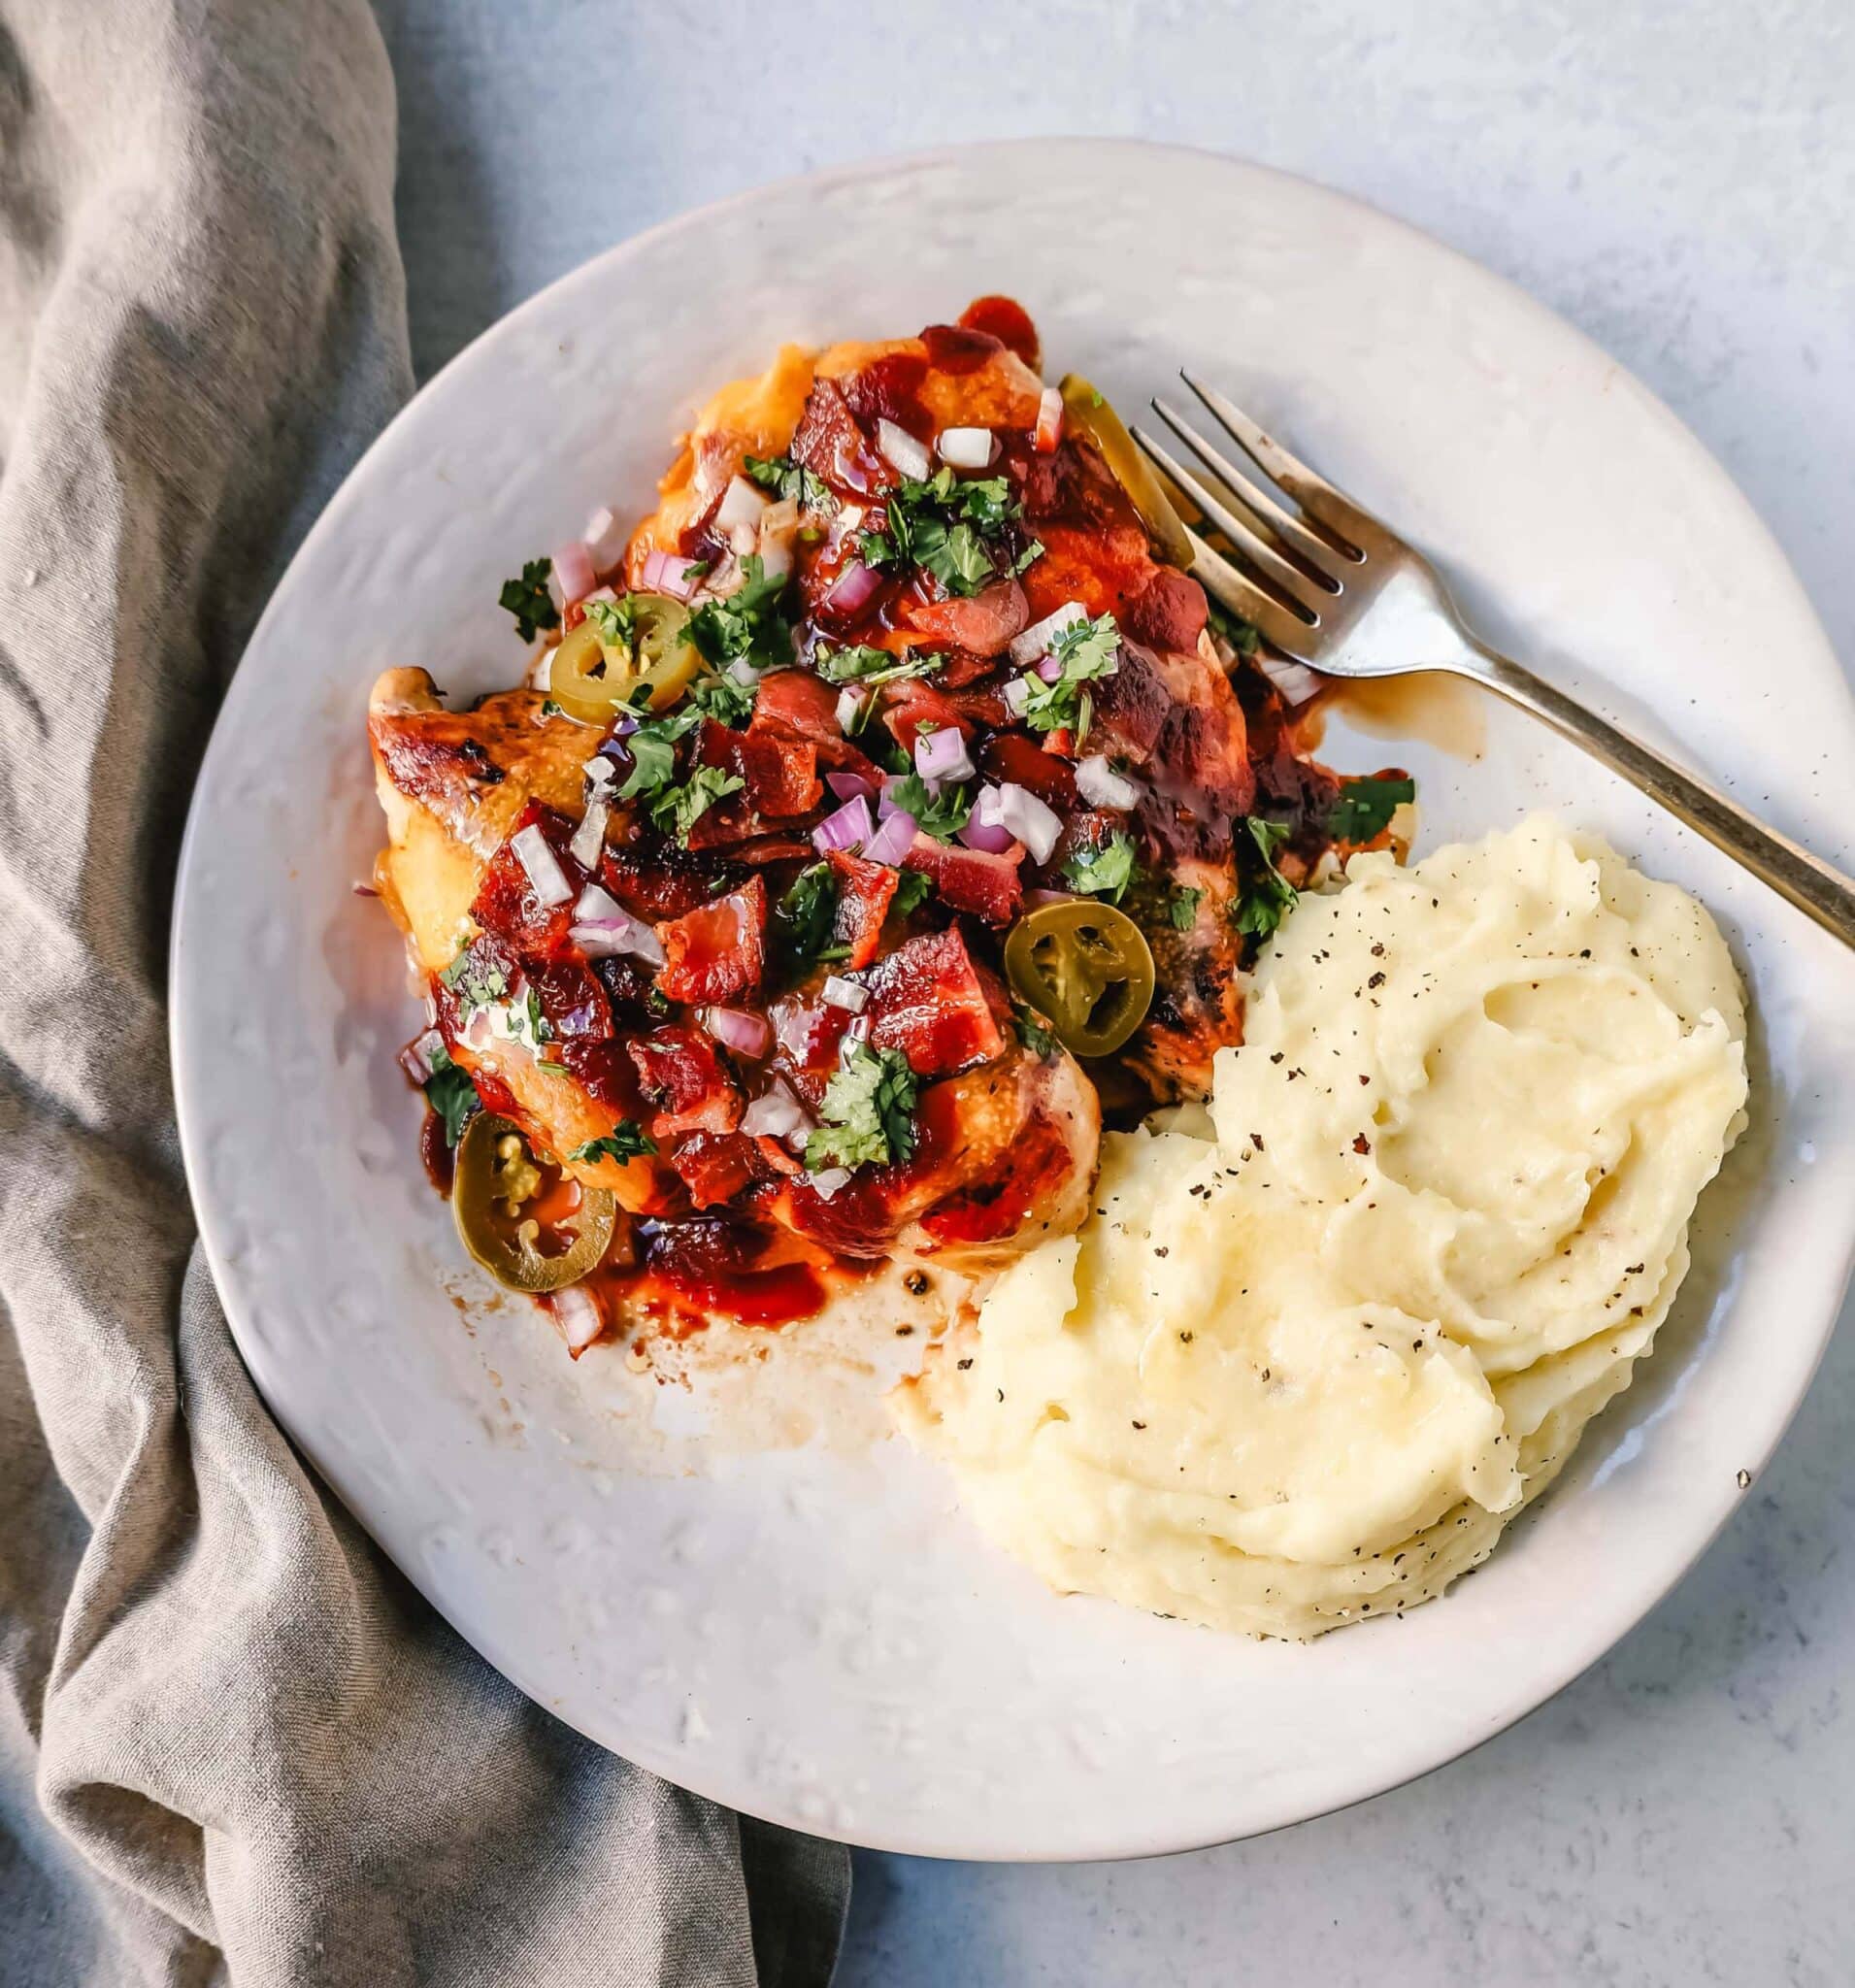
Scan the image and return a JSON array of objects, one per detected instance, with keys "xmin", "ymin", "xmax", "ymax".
[
  {"xmin": 1179, "ymin": 371, "xmax": 1375, "ymax": 552},
  {"xmin": 1132, "ymin": 421, "xmax": 1333, "ymax": 618},
  {"xmin": 1146, "ymin": 397, "xmax": 1345, "ymax": 580},
  {"xmin": 1180, "ymin": 526, "xmax": 1319, "ymax": 663}
]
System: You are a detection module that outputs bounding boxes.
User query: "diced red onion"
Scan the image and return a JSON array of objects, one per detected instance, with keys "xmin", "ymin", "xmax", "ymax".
[
  {"xmin": 1009, "ymin": 600, "xmax": 1089, "ymax": 669},
  {"xmin": 757, "ymin": 497, "xmax": 799, "ymax": 581},
  {"xmin": 957, "ymin": 808, "xmax": 1017, "ymax": 855},
  {"xmin": 706, "ymin": 1005, "xmax": 771, "ymax": 1057},
  {"xmin": 841, "ymin": 1015, "xmax": 872, "ymax": 1054},
  {"xmin": 570, "ymin": 883, "xmax": 666, "ymax": 967},
  {"xmin": 936, "ymin": 426, "xmax": 997, "ymax": 469},
  {"xmin": 726, "ymin": 657, "xmax": 763, "ymax": 686},
  {"xmin": 823, "ymin": 560, "xmax": 883, "ymax": 616},
  {"xmin": 583, "ymin": 506, "xmax": 629, "ymax": 573},
  {"xmin": 512, "ymin": 823, "xmax": 573, "ymax": 908},
  {"xmin": 876, "ymin": 417, "xmax": 932, "ymax": 480},
  {"xmin": 1001, "ymin": 674, "xmax": 1034, "ymax": 716},
  {"xmin": 640, "ymin": 547, "xmax": 701, "ymax": 601},
  {"xmin": 1035, "ymin": 651, "xmax": 1065, "ymax": 683},
  {"xmin": 1075, "ymin": 754, "xmax": 1141, "ymax": 810},
  {"xmin": 835, "ymin": 686, "xmax": 870, "ymax": 734},
  {"xmin": 714, "ymin": 475, "xmax": 769, "ymax": 536},
  {"xmin": 569, "ymin": 793, "xmax": 611, "ymax": 870},
  {"xmin": 913, "ymin": 726, "xmax": 975, "ymax": 781},
  {"xmin": 773, "ymin": 1002, "xmax": 825, "ymax": 1062},
  {"xmin": 863, "ymin": 809, "xmax": 916, "ymax": 868},
  {"xmin": 812, "ymin": 794, "xmax": 874, "ymax": 855},
  {"xmin": 401, "ymin": 1026, "xmax": 445, "ymax": 1084},
  {"xmin": 528, "ymin": 645, "xmax": 556, "ymax": 691},
  {"xmin": 821, "ymin": 975, "xmax": 869, "ymax": 1013},
  {"xmin": 743, "ymin": 1079, "xmax": 812, "ymax": 1141},
  {"xmin": 551, "ymin": 1284, "xmax": 604, "ymax": 1352},
  {"xmin": 551, "ymin": 538, "xmax": 596, "ymax": 607},
  {"xmin": 1033, "ymin": 386, "xmax": 1064, "ymax": 454},
  {"xmin": 809, "ymin": 1166, "xmax": 853, "ymax": 1201},
  {"xmin": 826, "ymin": 768, "xmax": 875, "ymax": 803},
  {"xmin": 977, "ymin": 781, "xmax": 1062, "ymax": 865},
  {"xmin": 1257, "ymin": 653, "xmax": 1325, "ymax": 707}
]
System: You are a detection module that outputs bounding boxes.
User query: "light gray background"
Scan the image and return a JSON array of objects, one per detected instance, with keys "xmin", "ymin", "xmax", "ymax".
[{"xmin": 370, "ymin": 4, "xmax": 1853, "ymax": 1981}]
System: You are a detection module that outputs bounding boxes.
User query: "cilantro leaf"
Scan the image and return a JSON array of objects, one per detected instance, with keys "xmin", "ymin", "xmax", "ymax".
[
  {"xmin": 683, "ymin": 553, "xmax": 792, "ymax": 672},
  {"xmin": 571, "ymin": 1120, "xmax": 658, "ymax": 1165},
  {"xmin": 689, "ymin": 671, "xmax": 759, "ymax": 728},
  {"xmin": 499, "ymin": 558, "xmax": 560, "ymax": 643},
  {"xmin": 440, "ymin": 951, "xmax": 510, "ymax": 1021},
  {"xmin": 649, "ymin": 765, "xmax": 745, "ymax": 845},
  {"xmin": 805, "ymin": 1043, "xmax": 918, "ymax": 1174},
  {"xmin": 774, "ymin": 861, "xmax": 839, "ymax": 970},
  {"xmin": 423, "ymin": 1044, "xmax": 480, "ymax": 1146},
  {"xmin": 1326, "ymin": 774, "xmax": 1415, "ymax": 844},
  {"xmin": 1012, "ymin": 1007, "xmax": 1058, "ymax": 1058},
  {"xmin": 1235, "ymin": 815, "xmax": 1298, "ymax": 941},
  {"xmin": 859, "ymin": 469, "xmax": 1030, "ymax": 598},
  {"xmin": 582, "ymin": 594, "xmax": 643, "ymax": 652},
  {"xmin": 813, "ymin": 644, "xmax": 944, "ymax": 688},
  {"xmin": 1206, "ymin": 596, "xmax": 1261, "ymax": 657},
  {"xmin": 1167, "ymin": 883, "xmax": 1206, "ymax": 931},
  {"xmin": 1018, "ymin": 613, "xmax": 1122, "ymax": 738},
  {"xmin": 889, "ymin": 870, "xmax": 933, "ymax": 918},
  {"xmin": 883, "ymin": 771, "xmax": 971, "ymax": 842},
  {"xmin": 613, "ymin": 706, "xmax": 702, "ymax": 804},
  {"xmin": 1062, "ymin": 832, "xmax": 1137, "ymax": 902},
  {"xmin": 744, "ymin": 453, "xmax": 836, "ymax": 514}
]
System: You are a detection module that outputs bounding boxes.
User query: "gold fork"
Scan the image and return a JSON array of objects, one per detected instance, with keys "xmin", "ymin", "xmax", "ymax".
[{"xmin": 1131, "ymin": 378, "xmax": 1855, "ymax": 947}]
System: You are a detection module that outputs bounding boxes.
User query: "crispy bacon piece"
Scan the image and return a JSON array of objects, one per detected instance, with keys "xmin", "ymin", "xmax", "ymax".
[
  {"xmin": 979, "ymin": 730, "xmax": 1077, "ymax": 809},
  {"xmin": 900, "ymin": 833, "xmax": 1023, "ymax": 925},
  {"xmin": 905, "ymin": 578, "xmax": 1028, "ymax": 658},
  {"xmin": 598, "ymin": 845, "xmax": 733, "ymax": 923},
  {"xmin": 790, "ymin": 376, "xmax": 895, "ymax": 502},
  {"xmin": 468, "ymin": 802, "xmax": 581, "ymax": 956},
  {"xmin": 670, "ymin": 1130, "xmax": 765, "ymax": 1209},
  {"xmin": 1121, "ymin": 568, "xmax": 1209, "ymax": 654},
  {"xmin": 628, "ymin": 1025, "xmax": 742, "ymax": 1139},
  {"xmin": 826, "ymin": 850, "xmax": 898, "ymax": 971},
  {"xmin": 750, "ymin": 669, "xmax": 884, "ymax": 780},
  {"xmin": 696, "ymin": 719, "xmax": 819, "ymax": 819},
  {"xmin": 861, "ymin": 927, "xmax": 1008, "ymax": 1077},
  {"xmin": 654, "ymin": 876, "xmax": 766, "ymax": 1005},
  {"xmin": 879, "ymin": 679, "xmax": 973, "ymax": 757}
]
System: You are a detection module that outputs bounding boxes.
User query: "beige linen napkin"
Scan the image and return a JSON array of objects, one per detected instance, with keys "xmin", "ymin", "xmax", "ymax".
[{"xmin": 0, "ymin": 4, "xmax": 847, "ymax": 1981}]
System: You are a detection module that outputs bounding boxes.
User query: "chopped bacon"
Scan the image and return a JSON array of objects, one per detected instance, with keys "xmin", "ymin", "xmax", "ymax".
[
  {"xmin": 670, "ymin": 1130, "xmax": 764, "ymax": 1209},
  {"xmin": 654, "ymin": 875, "xmax": 766, "ymax": 1005},
  {"xmin": 750, "ymin": 668, "xmax": 885, "ymax": 779},
  {"xmin": 628, "ymin": 1025, "xmax": 743, "ymax": 1138},
  {"xmin": 1122, "ymin": 568, "xmax": 1209, "ymax": 654},
  {"xmin": 880, "ymin": 678, "xmax": 974, "ymax": 757},
  {"xmin": 599, "ymin": 845, "xmax": 734, "ymax": 923},
  {"xmin": 862, "ymin": 927, "xmax": 1008, "ymax": 1077},
  {"xmin": 827, "ymin": 850, "xmax": 899, "ymax": 970},
  {"xmin": 790, "ymin": 377, "xmax": 895, "ymax": 501},
  {"xmin": 685, "ymin": 720, "xmax": 822, "ymax": 848},
  {"xmin": 900, "ymin": 833, "xmax": 1023, "ymax": 925},
  {"xmin": 470, "ymin": 802, "xmax": 580, "ymax": 954},
  {"xmin": 905, "ymin": 579, "xmax": 1028, "ymax": 658},
  {"xmin": 527, "ymin": 955, "xmax": 613, "ymax": 1043},
  {"xmin": 979, "ymin": 729, "xmax": 1077, "ymax": 809},
  {"xmin": 839, "ymin": 347, "xmax": 932, "ymax": 429},
  {"xmin": 955, "ymin": 296, "xmax": 1040, "ymax": 372}
]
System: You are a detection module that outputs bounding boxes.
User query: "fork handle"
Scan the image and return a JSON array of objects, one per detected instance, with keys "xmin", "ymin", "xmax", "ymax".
[{"xmin": 1455, "ymin": 644, "xmax": 1855, "ymax": 947}]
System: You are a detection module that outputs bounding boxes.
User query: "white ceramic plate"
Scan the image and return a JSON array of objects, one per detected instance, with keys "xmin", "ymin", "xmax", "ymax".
[{"xmin": 172, "ymin": 141, "xmax": 1855, "ymax": 1861}]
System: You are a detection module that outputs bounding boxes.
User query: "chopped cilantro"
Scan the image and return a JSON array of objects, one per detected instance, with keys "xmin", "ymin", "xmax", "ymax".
[
  {"xmin": 613, "ymin": 706, "xmax": 702, "ymax": 805},
  {"xmin": 1235, "ymin": 816, "xmax": 1298, "ymax": 941},
  {"xmin": 423, "ymin": 1045, "xmax": 480, "ymax": 1146},
  {"xmin": 582, "ymin": 594, "xmax": 643, "ymax": 652},
  {"xmin": 683, "ymin": 553, "xmax": 792, "ymax": 672},
  {"xmin": 1019, "ymin": 613, "xmax": 1121, "ymax": 739},
  {"xmin": 813, "ymin": 643, "xmax": 944, "ymax": 688},
  {"xmin": 744, "ymin": 453, "xmax": 836, "ymax": 514},
  {"xmin": 889, "ymin": 870, "xmax": 933, "ymax": 918},
  {"xmin": 538, "ymin": 698, "xmax": 565, "ymax": 719},
  {"xmin": 1062, "ymin": 833, "xmax": 1138, "ymax": 902},
  {"xmin": 806, "ymin": 1043, "xmax": 918, "ymax": 1174},
  {"xmin": 859, "ymin": 468, "xmax": 1031, "ymax": 599},
  {"xmin": 1327, "ymin": 774, "xmax": 1415, "ymax": 844},
  {"xmin": 572, "ymin": 1121, "xmax": 658, "ymax": 1165},
  {"xmin": 1167, "ymin": 883, "xmax": 1207, "ymax": 931},
  {"xmin": 1206, "ymin": 596, "xmax": 1261, "ymax": 657},
  {"xmin": 688, "ymin": 671, "xmax": 759, "ymax": 728},
  {"xmin": 1013, "ymin": 538, "xmax": 1045, "ymax": 576},
  {"xmin": 883, "ymin": 770, "xmax": 972, "ymax": 842},
  {"xmin": 499, "ymin": 558, "xmax": 560, "ymax": 643},
  {"xmin": 1012, "ymin": 1007, "xmax": 1058, "ymax": 1058},
  {"xmin": 440, "ymin": 952, "xmax": 509, "ymax": 1021},
  {"xmin": 649, "ymin": 765, "xmax": 745, "ymax": 845},
  {"xmin": 774, "ymin": 861, "xmax": 839, "ymax": 970}
]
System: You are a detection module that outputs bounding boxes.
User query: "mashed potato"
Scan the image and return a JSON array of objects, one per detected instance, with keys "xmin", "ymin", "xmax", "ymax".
[{"xmin": 895, "ymin": 818, "xmax": 1748, "ymax": 1639}]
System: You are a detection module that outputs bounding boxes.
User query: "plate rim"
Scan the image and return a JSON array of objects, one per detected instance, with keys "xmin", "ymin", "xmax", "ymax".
[{"xmin": 171, "ymin": 136, "xmax": 1855, "ymax": 1862}]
